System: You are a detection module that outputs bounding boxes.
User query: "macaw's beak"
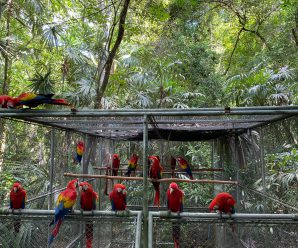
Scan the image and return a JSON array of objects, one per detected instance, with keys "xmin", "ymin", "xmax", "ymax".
[
  {"xmin": 117, "ymin": 188, "xmax": 122, "ymax": 193},
  {"xmin": 79, "ymin": 186, "xmax": 82, "ymax": 192},
  {"xmin": 170, "ymin": 188, "xmax": 174, "ymax": 194},
  {"xmin": 13, "ymin": 187, "xmax": 18, "ymax": 193}
]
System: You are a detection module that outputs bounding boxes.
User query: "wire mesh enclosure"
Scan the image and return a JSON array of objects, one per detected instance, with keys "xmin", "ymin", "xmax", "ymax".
[
  {"xmin": 0, "ymin": 210, "xmax": 141, "ymax": 248},
  {"xmin": 149, "ymin": 213, "xmax": 298, "ymax": 248}
]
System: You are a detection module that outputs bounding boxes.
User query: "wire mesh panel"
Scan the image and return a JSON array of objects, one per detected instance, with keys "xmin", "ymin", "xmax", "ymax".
[
  {"xmin": 149, "ymin": 213, "xmax": 298, "ymax": 248},
  {"xmin": 0, "ymin": 210, "xmax": 141, "ymax": 248}
]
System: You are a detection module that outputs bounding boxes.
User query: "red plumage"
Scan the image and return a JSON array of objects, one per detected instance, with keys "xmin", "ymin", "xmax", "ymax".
[
  {"xmin": 10, "ymin": 182, "xmax": 27, "ymax": 233},
  {"xmin": 167, "ymin": 183, "xmax": 184, "ymax": 248},
  {"xmin": 0, "ymin": 95, "xmax": 18, "ymax": 108},
  {"xmin": 109, "ymin": 184, "xmax": 127, "ymax": 211},
  {"xmin": 79, "ymin": 182, "xmax": 98, "ymax": 248},
  {"xmin": 166, "ymin": 183, "xmax": 184, "ymax": 213},
  {"xmin": 209, "ymin": 192, "xmax": 236, "ymax": 232},
  {"xmin": 209, "ymin": 192, "xmax": 236, "ymax": 214},
  {"xmin": 149, "ymin": 156, "xmax": 163, "ymax": 206},
  {"xmin": 112, "ymin": 154, "xmax": 120, "ymax": 176}
]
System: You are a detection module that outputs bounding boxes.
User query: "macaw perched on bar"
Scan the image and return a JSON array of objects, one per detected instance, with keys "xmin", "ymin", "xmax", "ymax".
[
  {"xmin": 112, "ymin": 154, "xmax": 120, "ymax": 176},
  {"xmin": 49, "ymin": 179, "xmax": 78, "ymax": 245},
  {"xmin": 10, "ymin": 182, "xmax": 27, "ymax": 233},
  {"xmin": 109, "ymin": 184, "xmax": 127, "ymax": 211},
  {"xmin": 79, "ymin": 182, "xmax": 99, "ymax": 248},
  {"xmin": 125, "ymin": 154, "xmax": 138, "ymax": 176},
  {"xmin": 167, "ymin": 182, "xmax": 184, "ymax": 248},
  {"xmin": 176, "ymin": 157, "xmax": 193, "ymax": 180},
  {"xmin": 14, "ymin": 92, "xmax": 72, "ymax": 108},
  {"xmin": 149, "ymin": 156, "xmax": 163, "ymax": 207},
  {"xmin": 209, "ymin": 192, "xmax": 236, "ymax": 232}
]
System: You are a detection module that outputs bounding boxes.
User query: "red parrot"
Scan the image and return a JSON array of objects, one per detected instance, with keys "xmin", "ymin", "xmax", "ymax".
[
  {"xmin": 79, "ymin": 182, "xmax": 99, "ymax": 248},
  {"xmin": 125, "ymin": 154, "xmax": 138, "ymax": 176},
  {"xmin": 74, "ymin": 141, "xmax": 84, "ymax": 164},
  {"xmin": 0, "ymin": 95, "xmax": 18, "ymax": 108},
  {"xmin": 209, "ymin": 192, "xmax": 236, "ymax": 232},
  {"xmin": 14, "ymin": 92, "xmax": 71, "ymax": 108},
  {"xmin": 176, "ymin": 157, "xmax": 193, "ymax": 180},
  {"xmin": 111, "ymin": 154, "xmax": 120, "ymax": 176},
  {"xmin": 9, "ymin": 182, "xmax": 27, "ymax": 233},
  {"xmin": 167, "ymin": 182, "xmax": 184, "ymax": 248},
  {"xmin": 109, "ymin": 184, "xmax": 127, "ymax": 211},
  {"xmin": 149, "ymin": 156, "xmax": 163, "ymax": 206},
  {"xmin": 49, "ymin": 179, "xmax": 78, "ymax": 245}
]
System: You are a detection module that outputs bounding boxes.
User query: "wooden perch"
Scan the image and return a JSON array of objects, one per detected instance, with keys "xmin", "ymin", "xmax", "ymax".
[
  {"xmin": 64, "ymin": 173, "xmax": 237, "ymax": 185},
  {"xmin": 93, "ymin": 167, "xmax": 224, "ymax": 173}
]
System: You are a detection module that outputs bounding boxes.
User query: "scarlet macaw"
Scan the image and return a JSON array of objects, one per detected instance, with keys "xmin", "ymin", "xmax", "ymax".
[
  {"xmin": 74, "ymin": 141, "xmax": 84, "ymax": 164},
  {"xmin": 112, "ymin": 154, "xmax": 120, "ymax": 176},
  {"xmin": 209, "ymin": 192, "xmax": 236, "ymax": 232},
  {"xmin": 49, "ymin": 179, "xmax": 78, "ymax": 245},
  {"xmin": 125, "ymin": 154, "xmax": 138, "ymax": 176},
  {"xmin": 167, "ymin": 182, "xmax": 184, "ymax": 248},
  {"xmin": 176, "ymin": 157, "xmax": 193, "ymax": 180},
  {"xmin": 109, "ymin": 184, "xmax": 127, "ymax": 211},
  {"xmin": 79, "ymin": 182, "xmax": 99, "ymax": 248},
  {"xmin": 0, "ymin": 95, "xmax": 18, "ymax": 108},
  {"xmin": 209, "ymin": 192, "xmax": 236, "ymax": 215},
  {"xmin": 149, "ymin": 156, "xmax": 163, "ymax": 206},
  {"xmin": 14, "ymin": 92, "xmax": 71, "ymax": 108},
  {"xmin": 10, "ymin": 182, "xmax": 27, "ymax": 233}
]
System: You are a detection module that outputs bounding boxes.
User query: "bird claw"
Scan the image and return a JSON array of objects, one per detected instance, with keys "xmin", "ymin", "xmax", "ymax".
[
  {"xmin": 91, "ymin": 210, "xmax": 95, "ymax": 216},
  {"xmin": 11, "ymin": 208, "xmax": 15, "ymax": 214},
  {"xmin": 80, "ymin": 209, "xmax": 84, "ymax": 215}
]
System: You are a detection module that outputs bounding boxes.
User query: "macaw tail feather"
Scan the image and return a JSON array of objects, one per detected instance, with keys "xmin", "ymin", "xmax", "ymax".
[
  {"xmin": 51, "ymin": 99, "xmax": 70, "ymax": 106},
  {"xmin": 49, "ymin": 219, "xmax": 62, "ymax": 245},
  {"xmin": 112, "ymin": 169, "xmax": 118, "ymax": 176},
  {"xmin": 172, "ymin": 221, "xmax": 180, "ymax": 248},
  {"xmin": 14, "ymin": 219, "xmax": 21, "ymax": 233},
  {"xmin": 185, "ymin": 167, "xmax": 193, "ymax": 180},
  {"xmin": 125, "ymin": 168, "xmax": 132, "ymax": 176},
  {"xmin": 153, "ymin": 182, "xmax": 160, "ymax": 206},
  {"xmin": 86, "ymin": 221, "xmax": 93, "ymax": 248}
]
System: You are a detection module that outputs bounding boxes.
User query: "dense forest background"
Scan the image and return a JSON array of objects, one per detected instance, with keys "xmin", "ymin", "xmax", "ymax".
[
  {"xmin": 0, "ymin": 0, "xmax": 297, "ymax": 108},
  {"xmin": 0, "ymin": 0, "xmax": 297, "ymax": 213}
]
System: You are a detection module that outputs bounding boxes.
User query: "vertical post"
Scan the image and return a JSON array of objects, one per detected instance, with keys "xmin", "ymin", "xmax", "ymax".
[
  {"xmin": 148, "ymin": 212, "xmax": 153, "ymax": 248},
  {"xmin": 234, "ymin": 134, "xmax": 240, "ymax": 206},
  {"xmin": 49, "ymin": 128, "xmax": 55, "ymax": 210},
  {"xmin": 260, "ymin": 128, "xmax": 266, "ymax": 194},
  {"xmin": 143, "ymin": 115, "xmax": 149, "ymax": 248}
]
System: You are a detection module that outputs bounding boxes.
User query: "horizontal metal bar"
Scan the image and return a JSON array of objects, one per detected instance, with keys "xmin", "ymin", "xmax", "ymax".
[
  {"xmin": 0, "ymin": 209, "xmax": 141, "ymax": 217},
  {"xmin": 0, "ymin": 107, "xmax": 297, "ymax": 117},
  {"xmin": 150, "ymin": 211, "xmax": 298, "ymax": 220}
]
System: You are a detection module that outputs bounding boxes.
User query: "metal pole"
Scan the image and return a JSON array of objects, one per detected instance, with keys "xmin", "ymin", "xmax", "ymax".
[
  {"xmin": 148, "ymin": 212, "xmax": 153, "ymax": 248},
  {"xmin": 135, "ymin": 211, "xmax": 142, "ymax": 248},
  {"xmin": 260, "ymin": 128, "xmax": 266, "ymax": 194},
  {"xmin": 49, "ymin": 128, "xmax": 55, "ymax": 210},
  {"xmin": 143, "ymin": 115, "xmax": 149, "ymax": 248}
]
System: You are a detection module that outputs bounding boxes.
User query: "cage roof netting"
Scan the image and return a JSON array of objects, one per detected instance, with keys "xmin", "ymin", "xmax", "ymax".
[{"xmin": 1, "ymin": 106, "xmax": 297, "ymax": 141}]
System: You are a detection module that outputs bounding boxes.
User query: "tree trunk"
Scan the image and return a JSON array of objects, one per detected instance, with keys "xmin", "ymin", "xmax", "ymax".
[
  {"xmin": 2, "ymin": 0, "xmax": 13, "ymax": 94},
  {"xmin": 94, "ymin": 0, "xmax": 131, "ymax": 109}
]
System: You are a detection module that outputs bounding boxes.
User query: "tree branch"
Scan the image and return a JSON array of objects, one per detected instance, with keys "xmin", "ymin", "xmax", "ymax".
[
  {"xmin": 95, "ymin": 0, "xmax": 131, "ymax": 108},
  {"xmin": 223, "ymin": 27, "xmax": 244, "ymax": 75}
]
